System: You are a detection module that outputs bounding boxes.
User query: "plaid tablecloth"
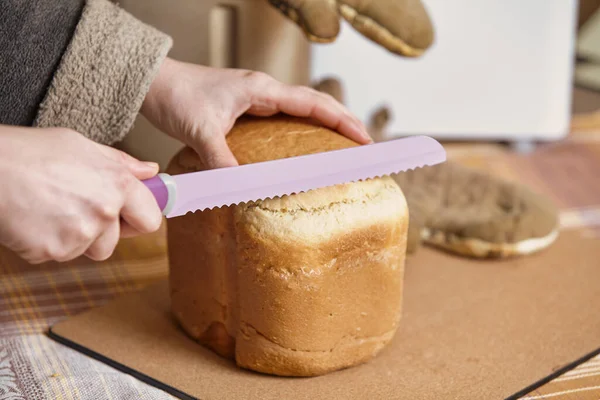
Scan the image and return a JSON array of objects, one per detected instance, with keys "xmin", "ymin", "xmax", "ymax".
[
  {"xmin": 0, "ymin": 229, "xmax": 174, "ymax": 399},
  {"xmin": 2, "ymin": 117, "xmax": 600, "ymax": 399}
]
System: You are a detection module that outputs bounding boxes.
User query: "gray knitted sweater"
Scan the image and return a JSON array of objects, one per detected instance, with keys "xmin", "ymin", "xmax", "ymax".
[{"xmin": 0, "ymin": 0, "xmax": 172, "ymax": 145}]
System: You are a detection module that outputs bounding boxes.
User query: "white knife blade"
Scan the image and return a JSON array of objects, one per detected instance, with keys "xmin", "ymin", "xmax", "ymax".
[{"xmin": 142, "ymin": 135, "xmax": 446, "ymax": 218}]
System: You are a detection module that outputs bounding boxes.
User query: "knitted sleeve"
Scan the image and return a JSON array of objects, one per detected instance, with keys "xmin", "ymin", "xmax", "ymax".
[{"xmin": 33, "ymin": 0, "xmax": 173, "ymax": 145}]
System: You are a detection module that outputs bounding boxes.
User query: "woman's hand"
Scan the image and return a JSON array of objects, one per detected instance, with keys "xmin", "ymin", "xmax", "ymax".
[
  {"xmin": 140, "ymin": 57, "xmax": 372, "ymax": 169},
  {"xmin": 0, "ymin": 125, "xmax": 162, "ymax": 264}
]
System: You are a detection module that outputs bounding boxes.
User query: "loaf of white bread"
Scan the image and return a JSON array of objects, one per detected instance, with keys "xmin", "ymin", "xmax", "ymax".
[{"xmin": 166, "ymin": 115, "xmax": 409, "ymax": 376}]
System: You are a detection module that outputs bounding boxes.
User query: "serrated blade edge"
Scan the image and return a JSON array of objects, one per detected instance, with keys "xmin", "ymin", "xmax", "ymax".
[{"xmin": 167, "ymin": 135, "xmax": 445, "ymax": 217}]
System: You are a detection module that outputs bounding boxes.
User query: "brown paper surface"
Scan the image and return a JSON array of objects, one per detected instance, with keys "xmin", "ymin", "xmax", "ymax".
[{"xmin": 49, "ymin": 229, "xmax": 600, "ymax": 400}]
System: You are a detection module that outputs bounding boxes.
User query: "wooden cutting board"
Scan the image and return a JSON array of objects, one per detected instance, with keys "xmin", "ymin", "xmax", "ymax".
[{"xmin": 49, "ymin": 228, "xmax": 600, "ymax": 400}]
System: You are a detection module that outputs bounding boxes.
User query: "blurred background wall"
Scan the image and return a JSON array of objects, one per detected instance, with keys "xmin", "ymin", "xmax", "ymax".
[
  {"xmin": 114, "ymin": 0, "xmax": 310, "ymax": 169},
  {"xmin": 113, "ymin": 0, "xmax": 600, "ymax": 169}
]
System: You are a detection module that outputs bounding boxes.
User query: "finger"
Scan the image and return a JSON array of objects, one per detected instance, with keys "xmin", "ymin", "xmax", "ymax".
[
  {"xmin": 48, "ymin": 223, "xmax": 99, "ymax": 263},
  {"xmin": 120, "ymin": 179, "xmax": 164, "ymax": 235},
  {"xmin": 307, "ymin": 85, "xmax": 358, "ymax": 120},
  {"xmin": 26, "ymin": 256, "xmax": 50, "ymax": 265},
  {"xmin": 312, "ymin": 77, "xmax": 344, "ymax": 104},
  {"xmin": 191, "ymin": 130, "xmax": 239, "ymax": 169},
  {"xmin": 308, "ymin": 86, "xmax": 369, "ymax": 134},
  {"xmin": 296, "ymin": 88, "xmax": 372, "ymax": 144},
  {"xmin": 84, "ymin": 220, "xmax": 120, "ymax": 261},
  {"xmin": 14, "ymin": 221, "xmax": 98, "ymax": 264},
  {"xmin": 29, "ymin": 242, "xmax": 88, "ymax": 264},
  {"xmin": 120, "ymin": 219, "xmax": 145, "ymax": 238},
  {"xmin": 20, "ymin": 250, "xmax": 50, "ymax": 265},
  {"xmin": 310, "ymin": 84, "xmax": 360, "ymax": 127},
  {"xmin": 313, "ymin": 89, "xmax": 369, "ymax": 133},
  {"xmin": 95, "ymin": 143, "xmax": 159, "ymax": 179},
  {"xmin": 13, "ymin": 243, "xmax": 50, "ymax": 265},
  {"xmin": 248, "ymin": 83, "xmax": 372, "ymax": 144},
  {"xmin": 312, "ymin": 91, "xmax": 370, "ymax": 141}
]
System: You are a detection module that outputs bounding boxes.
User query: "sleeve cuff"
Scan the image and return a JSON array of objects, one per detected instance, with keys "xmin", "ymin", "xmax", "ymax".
[{"xmin": 33, "ymin": 0, "xmax": 173, "ymax": 145}]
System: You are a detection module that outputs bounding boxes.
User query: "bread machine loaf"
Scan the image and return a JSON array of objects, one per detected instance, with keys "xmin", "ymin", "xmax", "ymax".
[{"xmin": 166, "ymin": 115, "xmax": 409, "ymax": 376}]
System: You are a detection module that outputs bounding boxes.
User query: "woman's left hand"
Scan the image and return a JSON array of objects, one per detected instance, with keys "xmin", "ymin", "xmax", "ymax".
[{"xmin": 140, "ymin": 57, "xmax": 372, "ymax": 169}]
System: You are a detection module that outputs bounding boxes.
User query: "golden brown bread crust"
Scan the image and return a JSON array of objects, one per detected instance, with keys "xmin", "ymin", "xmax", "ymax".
[
  {"xmin": 176, "ymin": 115, "xmax": 359, "ymax": 167},
  {"xmin": 167, "ymin": 115, "xmax": 409, "ymax": 376}
]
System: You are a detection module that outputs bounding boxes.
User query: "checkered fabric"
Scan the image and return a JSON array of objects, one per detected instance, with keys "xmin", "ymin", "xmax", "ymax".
[
  {"xmin": 0, "ymin": 229, "xmax": 173, "ymax": 399},
  {"xmin": 1, "ymin": 125, "xmax": 600, "ymax": 399},
  {"xmin": 520, "ymin": 353, "xmax": 600, "ymax": 400}
]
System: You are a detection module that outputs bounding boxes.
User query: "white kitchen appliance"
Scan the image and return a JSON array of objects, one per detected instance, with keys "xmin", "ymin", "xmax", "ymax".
[{"xmin": 310, "ymin": 0, "xmax": 579, "ymax": 143}]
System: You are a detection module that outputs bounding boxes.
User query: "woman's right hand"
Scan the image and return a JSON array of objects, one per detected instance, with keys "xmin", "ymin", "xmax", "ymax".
[{"xmin": 0, "ymin": 125, "xmax": 163, "ymax": 264}]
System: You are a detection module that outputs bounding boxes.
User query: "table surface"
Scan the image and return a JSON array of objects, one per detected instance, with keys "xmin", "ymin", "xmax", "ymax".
[{"xmin": 2, "ymin": 95, "xmax": 600, "ymax": 399}]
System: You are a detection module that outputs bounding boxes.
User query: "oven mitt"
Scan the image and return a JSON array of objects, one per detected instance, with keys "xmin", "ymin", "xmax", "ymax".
[
  {"xmin": 393, "ymin": 162, "xmax": 560, "ymax": 258},
  {"xmin": 365, "ymin": 94, "xmax": 560, "ymax": 258},
  {"xmin": 268, "ymin": 0, "xmax": 435, "ymax": 57},
  {"xmin": 313, "ymin": 77, "xmax": 560, "ymax": 258}
]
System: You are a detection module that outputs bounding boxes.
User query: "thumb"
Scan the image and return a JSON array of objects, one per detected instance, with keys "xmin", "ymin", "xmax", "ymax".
[{"xmin": 95, "ymin": 143, "xmax": 159, "ymax": 179}]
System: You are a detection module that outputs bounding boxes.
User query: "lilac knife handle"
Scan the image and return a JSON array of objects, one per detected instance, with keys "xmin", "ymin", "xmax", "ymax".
[{"xmin": 141, "ymin": 173, "xmax": 177, "ymax": 216}]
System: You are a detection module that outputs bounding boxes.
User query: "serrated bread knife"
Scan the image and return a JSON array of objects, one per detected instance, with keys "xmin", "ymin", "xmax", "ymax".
[{"xmin": 141, "ymin": 135, "xmax": 446, "ymax": 218}]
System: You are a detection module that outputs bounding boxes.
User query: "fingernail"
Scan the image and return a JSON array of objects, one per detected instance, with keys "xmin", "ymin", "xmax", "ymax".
[
  {"xmin": 144, "ymin": 161, "xmax": 159, "ymax": 170},
  {"xmin": 354, "ymin": 121, "xmax": 373, "ymax": 143}
]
